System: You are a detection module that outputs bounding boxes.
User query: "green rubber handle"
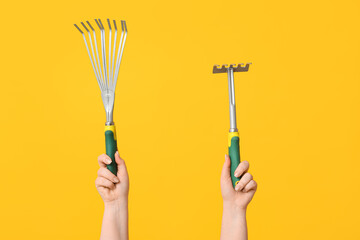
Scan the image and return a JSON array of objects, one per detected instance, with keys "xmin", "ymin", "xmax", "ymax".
[
  {"xmin": 229, "ymin": 136, "xmax": 241, "ymax": 187},
  {"xmin": 105, "ymin": 130, "xmax": 118, "ymax": 175}
]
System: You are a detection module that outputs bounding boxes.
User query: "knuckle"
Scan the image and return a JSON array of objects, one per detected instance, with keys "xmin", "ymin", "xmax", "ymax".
[
  {"xmin": 237, "ymin": 183, "xmax": 244, "ymax": 190},
  {"xmin": 244, "ymin": 172, "xmax": 253, "ymax": 180},
  {"xmin": 238, "ymin": 179, "xmax": 245, "ymax": 187},
  {"xmin": 104, "ymin": 169, "xmax": 114, "ymax": 177},
  {"xmin": 243, "ymin": 161, "xmax": 249, "ymax": 169},
  {"xmin": 246, "ymin": 180, "xmax": 256, "ymax": 190},
  {"xmin": 106, "ymin": 168, "xmax": 113, "ymax": 174},
  {"xmin": 98, "ymin": 178, "xmax": 105, "ymax": 184},
  {"xmin": 238, "ymin": 162, "xmax": 247, "ymax": 171}
]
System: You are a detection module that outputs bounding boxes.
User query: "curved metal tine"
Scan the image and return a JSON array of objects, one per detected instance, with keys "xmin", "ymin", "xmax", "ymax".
[
  {"xmin": 107, "ymin": 19, "xmax": 113, "ymax": 90},
  {"xmin": 95, "ymin": 19, "xmax": 108, "ymax": 90},
  {"xmin": 114, "ymin": 20, "xmax": 127, "ymax": 88},
  {"xmin": 74, "ymin": 23, "xmax": 102, "ymax": 91},
  {"xmin": 99, "ymin": 19, "xmax": 108, "ymax": 90},
  {"xmin": 114, "ymin": 20, "xmax": 124, "ymax": 87},
  {"xmin": 86, "ymin": 21, "xmax": 104, "ymax": 90},
  {"xmin": 74, "ymin": 24, "xmax": 83, "ymax": 34},
  {"xmin": 111, "ymin": 20, "xmax": 118, "ymax": 91},
  {"xmin": 94, "ymin": 19, "xmax": 105, "ymax": 88},
  {"xmin": 81, "ymin": 22, "xmax": 103, "ymax": 91}
]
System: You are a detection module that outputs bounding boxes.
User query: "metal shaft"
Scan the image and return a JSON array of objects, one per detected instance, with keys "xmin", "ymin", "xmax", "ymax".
[{"xmin": 227, "ymin": 67, "xmax": 238, "ymax": 132}]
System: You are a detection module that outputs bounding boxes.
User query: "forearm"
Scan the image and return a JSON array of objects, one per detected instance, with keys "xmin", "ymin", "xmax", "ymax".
[
  {"xmin": 220, "ymin": 202, "xmax": 247, "ymax": 240},
  {"xmin": 100, "ymin": 199, "xmax": 129, "ymax": 240}
]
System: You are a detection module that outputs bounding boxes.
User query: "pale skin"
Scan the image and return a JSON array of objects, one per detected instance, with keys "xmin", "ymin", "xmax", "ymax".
[
  {"xmin": 95, "ymin": 152, "xmax": 129, "ymax": 240},
  {"xmin": 95, "ymin": 153, "xmax": 256, "ymax": 240},
  {"xmin": 220, "ymin": 154, "xmax": 257, "ymax": 240}
]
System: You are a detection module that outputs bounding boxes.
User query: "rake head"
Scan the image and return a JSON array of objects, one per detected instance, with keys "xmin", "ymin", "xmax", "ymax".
[
  {"xmin": 74, "ymin": 19, "xmax": 128, "ymax": 124},
  {"xmin": 213, "ymin": 63, "xmax": 251, "ymax": 74}
]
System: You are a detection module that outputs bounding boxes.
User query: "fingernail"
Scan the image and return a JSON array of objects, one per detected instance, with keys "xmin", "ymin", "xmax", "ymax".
[
  {"xmin": 234, "ymin": 171, "xmax": 239, "ymax": 177},
  {"xmin": 116, "ymin": 151, "xmax": 119, "ymax": 157},
  {"xmin": 113, "ymin": 177, "xmax": 119, "ymax": 183},
  {"xmin": 106, "ymin": 158, "xmax": 112, "ymax": 164}
]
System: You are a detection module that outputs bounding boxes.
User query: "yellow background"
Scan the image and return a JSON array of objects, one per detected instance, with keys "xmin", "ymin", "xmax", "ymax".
[{"xmin": 1, "ymin": 0, "xmax": 359, "ymax": 239}]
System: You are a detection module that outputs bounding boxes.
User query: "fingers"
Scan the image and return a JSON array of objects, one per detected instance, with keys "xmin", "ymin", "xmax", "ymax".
[
  {"xmin": 97, "ymin": 167, "xmax": 119, "ymax": 183},
  {"xmin": 221, "ymin": 154, "xmax": 231, "ymax": 181},
  {"xmin": 235, "ymin": 172, "xmax": 253, "ymax": 191},
  {"xmin": 243, "ymin": 180, "xmax": 257, "ymax": 192},
  {"xmin": 98, "ymin": 154, "xmax": 112, "ymax": 167},
  {"xmin": 95, "ymin": 177, "xmax": 115, "ymax": 189},
  {"xmin": 115, "ymin": 152, "xmax": 129, "ymax": 181},
  {"xmin": 234, "ymin": 161, "xmax": 249, "ymax": 178}
]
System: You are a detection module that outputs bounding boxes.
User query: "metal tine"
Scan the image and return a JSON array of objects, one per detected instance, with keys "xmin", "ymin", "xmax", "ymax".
[
  {"xmin": 94, "ymin": 19, "xmax": 104, "ymax": 86},
  {"xmin": 86, "ymin": 21, "xmax": 104, "ymax": 90},
  {"xmin": 95, "ymin": 19, "xmax": 108, "ymax": 89},
  {"xmin": 110, "ymin": 20, "xmax": 118, "ymax": 90},
  {"xmin": 233, "ymin": 63, "xmax": 251, "ymax": 72},
  {"xmin": 80, "ymin": 22, "xmax": 89, "ymax": 32},
  {"xmin": 74, "ymin": 24, "xmax": 83, "ymax": 34},
  {"xmin": 113, "ymin": 21, "xmax": 124, "ymax": 90},
  {"xmin": 98, "ymin": 18, "xmax": 109, "ymax": 89},
  {"xmin": 107, "ymin": 19, "xmax": 113, "ymax": 90},
  {"xmin": 81, "ymin": 22, "xmax": 103, "ymax": 91},
  {"xmin": 99, "ymin": 19, "xmax": 108, "ymax": 89},
  {"xmin": 113, "ymin": 20, "xmax": 127, "ymax": 89},
  {"xmin": 74, "ymin": 23, "xmax": 103, "ymax": 91},
  {"xmin": 94, "ymin": 19, "xmax": 101, "ymax": 29},
  {"xmin": 76, "ymin": 19, "xmax": 127, "ymax": 92}
]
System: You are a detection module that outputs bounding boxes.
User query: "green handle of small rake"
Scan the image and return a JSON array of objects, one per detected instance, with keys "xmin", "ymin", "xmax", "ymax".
[
  {"xmin": 228, "ymin": 133, "xmax": 241, "ymax": 188},
  {"xmin": 105, "ymin": 125, "xmax": 118, "ymax": 175}
]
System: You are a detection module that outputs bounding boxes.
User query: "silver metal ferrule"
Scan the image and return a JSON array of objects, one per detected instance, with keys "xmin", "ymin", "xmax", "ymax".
[
  {"xmin": 101, "ymin": 89, "xmax": 115, "ymax": 125},
  {"xmin": 227, "ymin": 67, "xmax": 238, "ymax": 132},
  {"xmin": 105, "ymin": 121, "xmax": 114, "ymax": 126},
  {"xmin": 105, "ymin": 110, "xmax": 114, "ymax": 124},
  {"xmin": 105, "ymin": 111, "xmax": 114, "ymax": 125}
]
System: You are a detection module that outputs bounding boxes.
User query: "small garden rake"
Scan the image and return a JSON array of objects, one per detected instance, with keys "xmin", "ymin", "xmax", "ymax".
[
  {"xmin": 74, "ymin": 19, "xmax": 128, "ymax": 175},
  {"xmin": 213, "ymin": 63, "xmax": 251, "ymax": 187}
]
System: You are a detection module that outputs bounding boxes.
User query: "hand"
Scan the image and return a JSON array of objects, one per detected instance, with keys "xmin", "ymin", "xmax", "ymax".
[
  {"xmin": 95, "ymin": 152, "xmax": 129, "ymax": 205},
  {"xmin": 221, "ymin": 154, "xmax": 257, "ymax": 210}
]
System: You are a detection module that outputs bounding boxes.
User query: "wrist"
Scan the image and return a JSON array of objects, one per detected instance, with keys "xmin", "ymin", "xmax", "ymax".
[
  {"xmin": 223, "ymin": 201, "xmax": 247, "ymax": 216},
  {"xmin": 104, "ymin": 197, "xmax": 128, "ymax": 210}
]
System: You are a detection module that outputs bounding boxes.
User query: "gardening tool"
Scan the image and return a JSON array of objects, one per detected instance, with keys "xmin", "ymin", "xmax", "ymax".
[
  {"xmin": 213, "ymin": 63, "xmax": 251, "ymax": 187},
  {"xmin": 74, "ymin": 19, "xmax": 128, "ymax": 175}
]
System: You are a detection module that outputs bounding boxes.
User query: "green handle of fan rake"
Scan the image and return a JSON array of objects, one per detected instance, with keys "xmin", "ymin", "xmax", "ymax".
[
  {"xmin": 105, "ymin": 127, "xmax": 118, "ymax": 175},
  {"xmin": 228, "ymin": 134, "xmax": 241, "ymax": 188}
]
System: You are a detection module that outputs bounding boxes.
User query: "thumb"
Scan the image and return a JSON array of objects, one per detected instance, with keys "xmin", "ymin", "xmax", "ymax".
[
  {"xmin": 221, "ymin": 154, "xmax": 231, "ymax": 181},
  {"xmin": 115, "ymin": 151, "xmax": 129, "ymax": 181}
]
